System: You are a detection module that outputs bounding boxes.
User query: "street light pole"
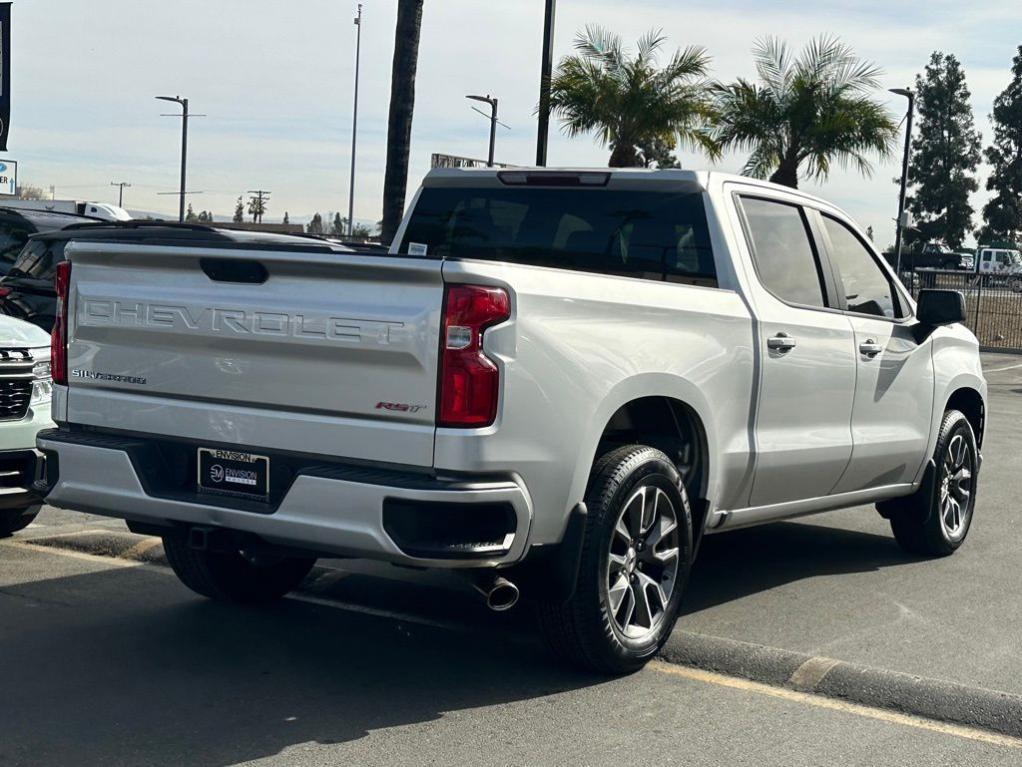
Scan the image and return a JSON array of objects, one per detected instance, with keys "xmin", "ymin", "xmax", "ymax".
[
  {"xmin": 535, "ymin": 0, "xmax": 556, "ymax": 167},
  {"xmin": 467, "ymin": 94, "xmax": 499, "ymax": 166},
  {"xmin": 347, "ymin": 4, "xmax": 363, "ymax": 238},
  {"xmin": 890, "ymin": 87, "xmax": 915, "ymax": 277},
  {"xmin": 156, "ymin": 96, "xmax": 190, "ymax": 223}
]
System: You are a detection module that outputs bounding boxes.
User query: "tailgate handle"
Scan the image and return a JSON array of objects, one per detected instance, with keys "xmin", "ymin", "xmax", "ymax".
[{"xmin": 200, "ymin": 258, "xmax": 268, "ymax": 284}]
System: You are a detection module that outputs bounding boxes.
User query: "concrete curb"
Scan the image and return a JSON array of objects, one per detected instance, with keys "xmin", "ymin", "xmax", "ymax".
[{"xmin": 662, "ymin": 630, "xmax": 1022, "ymax": 739}]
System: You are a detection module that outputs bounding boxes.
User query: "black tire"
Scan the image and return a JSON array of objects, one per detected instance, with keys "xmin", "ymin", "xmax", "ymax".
[
  {"xmin": 537, "ymin": 445, "xmax": 693, "ymax": 675},
  {"xmin": 884, "ymin": 410, "xmax": 977, "ymax": 557},
  {"xmin": 162, "ymin": 534, "xmax": 316, "ymax": 603},
  {"xmin": 0, "ymin": 504, "xmax": 41, "ymax": 538}
]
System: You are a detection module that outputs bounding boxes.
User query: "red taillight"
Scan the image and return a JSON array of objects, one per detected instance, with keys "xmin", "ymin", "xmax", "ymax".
[
  {"xmin": 51, "ymin": 261, "xmax": 71, "ymax": 385},
  {"xmin": 438, "ymin": 284, "xmax": 510, "ymax": 428},
  {"xmin": 0, "ymin": 286, "xmax": 11, "ymax": 298}
]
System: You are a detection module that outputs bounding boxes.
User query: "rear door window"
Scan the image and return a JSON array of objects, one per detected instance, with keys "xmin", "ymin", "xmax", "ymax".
[
  {"xmin": 0, "ymin": 222, "xmax": 32, "ymax": 270},
  {"xmin": 739, "ymin": 197, "xmax": 827, "ymax": 308},
  {"xmin": 401, "ymin": 187, "xmax": 717, "ymax": 286},
  {"xmin": 7, "ymin": 239, "xmax": 64, "ymax": 280}
]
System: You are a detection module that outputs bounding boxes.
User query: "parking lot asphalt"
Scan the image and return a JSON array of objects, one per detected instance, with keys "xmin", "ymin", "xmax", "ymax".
[
  {"xmin": 2, "ymin": 543, "xmax": 1021, "ymax": 766},
  {"xmin": 680, "ymin": 352, "xmax": 1022, "ymax": 693},
  {"xmin": 5, "ymin": 352, "xmax": 1022, "ymax": 757}
]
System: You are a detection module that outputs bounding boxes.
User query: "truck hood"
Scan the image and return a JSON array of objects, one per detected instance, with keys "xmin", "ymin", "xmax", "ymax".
[{"xmin": 0, "ymin": 315, "xmax": 50, "ymax": 347}]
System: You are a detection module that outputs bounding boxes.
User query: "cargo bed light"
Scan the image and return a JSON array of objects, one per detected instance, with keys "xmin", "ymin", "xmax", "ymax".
[{"xmin": 497, "ymin": 171, "xmax": 610, "ymax": 187}]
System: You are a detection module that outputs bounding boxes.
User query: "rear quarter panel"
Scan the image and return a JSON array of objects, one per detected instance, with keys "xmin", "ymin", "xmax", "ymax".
[{"xmin": 433, "ymin": 258, "xmax": 756, "ymax": 546}]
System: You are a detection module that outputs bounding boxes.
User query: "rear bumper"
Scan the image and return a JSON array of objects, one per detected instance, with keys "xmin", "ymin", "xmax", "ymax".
[{"xmin": 36, "ymin": 429, "xmax": 533, "ymax": 568}]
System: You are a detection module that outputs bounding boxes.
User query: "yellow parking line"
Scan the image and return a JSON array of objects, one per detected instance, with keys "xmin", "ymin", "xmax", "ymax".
[
  {"xmin": 121, "ymin": 537, "xmax": 163, "ymax": 560},
  {"xmin": 984, "ymin": 362, "xmax": 1022, "ymax": 373},
  {"xmin": 650, "ymin": 661, "xmax": 1022, "ymax": 750},
  {"xmin": 0, "ymin": 539, "xmax": 142, "ymax": 569}
]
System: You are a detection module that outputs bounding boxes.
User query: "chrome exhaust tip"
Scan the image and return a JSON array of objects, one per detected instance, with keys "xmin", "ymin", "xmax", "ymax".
[{"xmin": 472, "ymin": 575, "xmax": 520, "ymax": 612}]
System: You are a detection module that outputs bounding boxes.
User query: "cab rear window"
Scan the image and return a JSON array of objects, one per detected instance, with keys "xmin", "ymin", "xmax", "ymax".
[{"xmin": 401, "ymin": 187, "xmax": 717, "ymax": 286}]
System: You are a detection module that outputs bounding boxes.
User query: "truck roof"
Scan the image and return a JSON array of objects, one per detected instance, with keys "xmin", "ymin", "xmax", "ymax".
[{"xmin": 421, "ymin": 167, "xmax": 835, "ymax": 207}]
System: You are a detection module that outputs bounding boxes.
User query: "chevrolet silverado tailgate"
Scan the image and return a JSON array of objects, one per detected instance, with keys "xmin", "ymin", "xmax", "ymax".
[{"xmin": 61, "ymin": 240, "xmax": 443, "ymax": 467}]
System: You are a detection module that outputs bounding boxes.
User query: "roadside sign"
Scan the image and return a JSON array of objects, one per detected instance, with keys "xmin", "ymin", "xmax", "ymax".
[{"xmin": 0, "ymin": 159, "xmax": 16, "ymax": 195}]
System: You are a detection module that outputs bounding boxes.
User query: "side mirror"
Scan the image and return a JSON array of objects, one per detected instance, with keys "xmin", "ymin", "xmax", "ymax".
[{"xmin": 916, "ymin": 289, "xmax": 966, "ymax": 327}]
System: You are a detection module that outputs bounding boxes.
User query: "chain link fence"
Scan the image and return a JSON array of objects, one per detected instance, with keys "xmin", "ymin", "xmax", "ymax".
[{"xmin": 900, "ymin": 269, "xmax": 1022, "ymax": 352}]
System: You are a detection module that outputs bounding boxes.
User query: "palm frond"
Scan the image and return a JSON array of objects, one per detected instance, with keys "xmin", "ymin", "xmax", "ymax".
[{"xmin": 715, "ymin": 35, "xmax": 896, "ymax": 184}]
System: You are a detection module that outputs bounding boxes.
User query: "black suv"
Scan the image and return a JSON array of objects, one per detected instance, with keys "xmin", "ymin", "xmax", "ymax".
[
  {"xmin": 0, "ymin": 222, "xmax": 347, "ymax": 332},
  {"xmin": 0, "ymin": 207, "xmax": 100, "ymax": 277}
]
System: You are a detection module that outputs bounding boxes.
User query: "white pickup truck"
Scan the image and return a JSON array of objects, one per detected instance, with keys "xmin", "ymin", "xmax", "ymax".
[{"xmin": 37, "ymin": 170, "xmax": 986, "ymax": 673}]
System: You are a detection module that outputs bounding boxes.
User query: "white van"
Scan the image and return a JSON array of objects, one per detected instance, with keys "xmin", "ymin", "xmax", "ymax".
[{"xmin": 977, "ymin": 247, "xmax": 1022, "ymax": 291}]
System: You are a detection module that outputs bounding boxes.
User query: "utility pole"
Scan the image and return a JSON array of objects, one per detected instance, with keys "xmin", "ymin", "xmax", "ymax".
[
  {"xmin": 157, "ymin": 96, "xmax": 204, "ymax": 223},
  {"xmin": 247, "ymin": 189, "xmax": 271, "ymax": 223},
  {"xmin": 890, "ymin": 88, "xmax": 915, "ymax": 276},
  {"xmin": 535, "ymin": 0, "xmax": 556, "ymax": 167},
  {"xmin": 347, "ymin": 3, "xmax": 363, "ymax": 238},
  {"xmin": 110, "ymin": 181, "xmax": 131, "ymax": 208},
  {"xmin": 466, "ymin": 94, "xmax": 508, "ymax": 167}
]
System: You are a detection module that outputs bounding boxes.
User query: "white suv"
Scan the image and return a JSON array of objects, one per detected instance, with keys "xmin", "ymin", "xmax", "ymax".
[{"xmin": 0, "ymin": 316, "xmax": 53, "ymax": 536}]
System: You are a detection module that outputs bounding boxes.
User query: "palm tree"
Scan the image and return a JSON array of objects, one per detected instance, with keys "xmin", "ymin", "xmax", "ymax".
[
  {"xmin": 381, "ymin": 0, "xmax": 424, "ymax": 244},
  {"xmin": 712, "ymin": 37, "xmax": 898, "ymax": 188},
  {"xmin": 549, "ymin": 26, "xmax": 715, "ymax": 167}
]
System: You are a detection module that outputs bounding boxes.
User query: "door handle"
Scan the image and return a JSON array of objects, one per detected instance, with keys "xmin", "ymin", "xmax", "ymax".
[
  {"xmin": 767, "ymin": 333, "xmax": 797, "ymax": 353},
  {"xmin": 859, "ymin": 339, "xmax": 883, "ymax": 357}
]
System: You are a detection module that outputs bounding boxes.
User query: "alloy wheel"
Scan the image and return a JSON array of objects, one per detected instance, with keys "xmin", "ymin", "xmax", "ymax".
[
  {"xmin": 605, "ymin": 484, "xmax": 680, "ymax": 640},
  {"xmin": 939, "ymin": 432, "xmax": 973, "ymax": 541}
]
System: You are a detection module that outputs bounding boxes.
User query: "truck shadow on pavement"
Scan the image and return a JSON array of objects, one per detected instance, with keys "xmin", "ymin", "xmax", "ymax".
[
  {"xmin": 683, "ymin": 520, "xmax": 914, "ymax": 615},
  {"xmin": 0, "ymin": 565, "xmax": 600, "ymax": 767}
]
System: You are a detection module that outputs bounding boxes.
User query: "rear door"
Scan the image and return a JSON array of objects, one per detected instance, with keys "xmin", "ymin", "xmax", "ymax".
[
  {"xmin": 736, "ymin": 195, "xmax": 857, "ymax": 507},
  {"xmin": 815, "ymin": 212, "xmax": 934, "ymax": 493},
  {"xmin": 65, "ymin": 241, "xmax": 445, "ymax": 467}
]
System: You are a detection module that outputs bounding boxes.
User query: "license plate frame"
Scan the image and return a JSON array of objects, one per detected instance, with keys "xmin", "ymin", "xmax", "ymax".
[{"xmin": 197, "ymin": 447, "xmax": 270, "ymax": 500}]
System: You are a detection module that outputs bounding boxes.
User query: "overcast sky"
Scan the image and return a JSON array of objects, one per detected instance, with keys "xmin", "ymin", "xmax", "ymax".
[{"xmin": 11, "ymin": 1, "xmax": 1022, "ymax": 246}]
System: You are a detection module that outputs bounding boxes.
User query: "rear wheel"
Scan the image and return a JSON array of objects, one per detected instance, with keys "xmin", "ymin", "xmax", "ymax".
[
  {"xmin": 162, "ymin": 534, "xmax": 316, "ymax": 603},
  {"xmin": 537, "ymin": 445, "xmax": 693, "ymax": 674},
  {"xmin": 0, "ymin": 504, "xmax": 41, "ymax": 538},
  {"xmin": 883, "ymin": 410, "xmax": 977, "ymax": 557}
]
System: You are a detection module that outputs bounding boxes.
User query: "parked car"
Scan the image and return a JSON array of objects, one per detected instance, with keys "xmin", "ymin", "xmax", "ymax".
[
  {"xmin": 0, "ymin": 316, "xmax": 52, "ymax": 536},
  {"xmin": 37, "ymin": 170, "xmax": 986, "ymax": 673},
  {"xmin": 0, "ymin": 207, "xmax": 99, "ymax": 280},
  {"xmin": 0, "ymin": 223, "xmax": 308, "ymax": 332},
  {"xmin": 886, "ymin": 243, "xmax": 962, "ymax": 271}
]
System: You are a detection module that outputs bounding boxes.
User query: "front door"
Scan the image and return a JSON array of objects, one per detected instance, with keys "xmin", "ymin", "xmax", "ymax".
[
  {"xmin": 737, "ymin": 196, "xmax": 857, "ymax": 507},
  {"xmin": 816, "ymin": 213, "xmax": 935, "ymax": 493}
]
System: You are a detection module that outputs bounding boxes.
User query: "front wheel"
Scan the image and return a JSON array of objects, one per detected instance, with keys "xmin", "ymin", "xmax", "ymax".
[
  {"xmin": 537, "ymin": 445, "xmax": 693, "ymax": 674},
  {"xmin": 162, "ymin": 534, "xmax": 316, "ymax": 603},
  {"xmin": 884, "ymin": 410, "xmax": 978, "ymax": 556},
  {"xmin": 0, "ymin": 503, "xmax": 41, "ymax": 538}
]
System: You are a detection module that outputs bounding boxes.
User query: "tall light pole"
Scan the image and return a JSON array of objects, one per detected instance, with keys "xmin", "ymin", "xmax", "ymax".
[
  {"xmin": 347, "ymin": 4, "xmax": 363, "ymax": 238},
  {"xmin": 535, "ymin": 0, "xmax": 556, "ymax": 167},
  {"xmin": 157, "ymin": 95, "xmax": 190, "ymax": 223},
  {"xmin": 467, "ymin": 94, "xmax": 504, "ymax": 167},
  {"xmin": 110, "ymin": 181, "xmax": 131, "ymax": 208},
  {"xmin": 890, "ymin": 87, "xmax": 915, "ymax": 276}
]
